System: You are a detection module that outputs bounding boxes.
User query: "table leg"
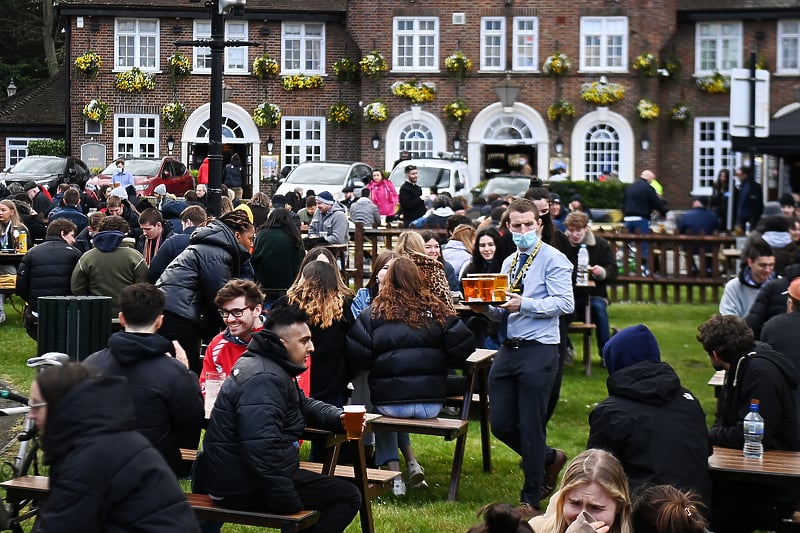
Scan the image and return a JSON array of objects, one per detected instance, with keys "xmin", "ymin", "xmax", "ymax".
[{"xmin": 348, "ymin": 440, "xmax": 374, "ymax": 533}]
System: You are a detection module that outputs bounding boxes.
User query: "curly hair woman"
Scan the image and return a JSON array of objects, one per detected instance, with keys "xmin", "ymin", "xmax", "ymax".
[
  {"xmin": 346, "ymin": 256, "xmax": 475, "ymax": 494},
  {"xmin": 393, "ymin": 230, "xmax": 456, "ymax": 313}
]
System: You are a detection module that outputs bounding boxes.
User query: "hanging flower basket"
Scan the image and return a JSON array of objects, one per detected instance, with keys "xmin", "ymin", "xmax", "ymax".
[
  {"xmin": 696, "ymin": 71, "xmax": 730, "ymax": 94},
  {"xmin": 253, "ymin": 102, "xmax": 281, "ymax": 127},
  {"xmin": 660, "ymin": 57, "xmax": 682, "ymax": 79},
  {"xmin": 580, "ymin": 80, "xmax": 625, "ymax": 106},
  {"xmin": 75, "ymin": 51, "xmax": 102, "ymax": 78},
  {"xmin": 252, "ymin": 53, "xmax": 279, "ymax": 79},
  {"xmin": 162, "ymin": 101, "xmax": 187, "ymax": 129},
  {"xmin": 332, "ymin": 58, "xmax": 360, "ymax": 82},
  {"xmin": 632, "ymin": 52, "xmax": 658, "ymax": 78},
  {"xmin": 281, "ymin": 74, "xmax": 323, "ymax": 91},
  {"xmin": 83, "ymin": 99, "xmax": 109, "ymax": 122},
  {"xmin": 359, "ymin": 51, "xmax": 388, "ymax": 80},
  {"xmin": 542, "ymin": 52, "xmax": 571, "ymax": 76},
  {"xmin": 444, "ymin": 51, "xmax": 472, "ymax": 80},
  {"xmin": 547, "ymin": 100, "xmax": 576, "ymax": 123},
  {"xmin": 364, "ymin": 101, "xmax": 388, "ymax": 123},
  {"xmin": 670, "ymin": 102, "xmax": 692, "ymax": 127},
  {"xmin": 115, "ymin": 67, "xmax": 156, "ymax": 92},
  {"xmin": 167, "ymin": 53, "xmax": 192, "ymax": 82},
  {"xmin": 636, "ymin": 99, "xmax": 660, "ymax": 121},
  {"xmin": 391, "ymin": 80, "xmax": 436, "ymax": 104},
  {"xmin": 442, "ymin": 99, "xmax": 471, "ymax": 125},
  {"xmin": 327, "ymin": 102, "xmax": 353, "ymax": 127}
]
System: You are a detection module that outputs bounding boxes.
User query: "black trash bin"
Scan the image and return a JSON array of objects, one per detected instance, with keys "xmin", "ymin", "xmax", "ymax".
[{"xmin": 37, "ymin": 296, "xmax": 112, "ymax": 361}]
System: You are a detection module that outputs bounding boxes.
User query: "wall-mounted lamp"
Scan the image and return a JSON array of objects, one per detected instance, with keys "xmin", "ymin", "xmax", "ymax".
[
  {"xmin": 172, "ymin": 25, "xmax": 184, "ymax": 34},
  {"xmin": 266, "ymin": 135, "xmax": 275, "ymax": 155},
  {"xmin": 371, "ymin": 132, "xmax": 381, "ymax": 151},
  {"xmin": 494, "ymin": 75, "xmax": 521, "ymax": 113},
  {"xmin": 6, "ymin": 78, "xmax": 17, "ymax": 98},
  {"xmin": 553, "ymin": 136, "xmax": 564, "ymax": 155},
  {"xmin": 453, "ymin": 133, "xmax": 462, "ymax": 152},
  {"xmin": 222, "ymin": 81, "xmax": 233, "ymax": 102},
  {"xmin": 166, "ymin": 134, "xmax": 175, "ymax": 155},
  {"xmin": 640, "ymin": 130, "xmax": 650, "ymax": 152}
]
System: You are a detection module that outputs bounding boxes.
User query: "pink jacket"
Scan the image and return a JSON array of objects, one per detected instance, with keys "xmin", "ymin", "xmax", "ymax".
[{"xmin": 366, "ymin": 179, "xmax": 399, "ymax": 216}]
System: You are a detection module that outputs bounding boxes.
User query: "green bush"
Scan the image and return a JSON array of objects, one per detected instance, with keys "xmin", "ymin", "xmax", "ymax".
[
  {"xmin": 549, "ymin": 181, "xmax": 626, "ymax": 209},
  {"xmin": 26, "ymin": 138, "xmax": 66, "ymax": 156}
]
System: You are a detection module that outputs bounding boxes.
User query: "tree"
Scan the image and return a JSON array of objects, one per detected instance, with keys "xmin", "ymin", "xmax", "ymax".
[{"xmin": 0, "ymin": 0, "xmax": 61, "ymax": 90}]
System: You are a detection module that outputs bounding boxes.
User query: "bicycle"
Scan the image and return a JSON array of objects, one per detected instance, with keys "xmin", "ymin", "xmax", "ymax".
[{"xmin": 0, "ymin": 352, "xmax": 70, "ymax": 533}]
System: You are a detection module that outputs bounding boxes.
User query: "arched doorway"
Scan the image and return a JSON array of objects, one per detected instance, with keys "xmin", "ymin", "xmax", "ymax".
[{"xmin": 384, "ymin": 107, "xmax": 447, "ymax": 171}]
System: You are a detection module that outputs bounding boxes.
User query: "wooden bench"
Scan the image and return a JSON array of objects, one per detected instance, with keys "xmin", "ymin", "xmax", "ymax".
[
  {"xmin": 370, "ymin": 348, "xmax": 496, "ymax": 501},
  {"xmin": 569, "ymin": 284, "xmax": 597, "ymax": 376},
  {"xmin": 0, "ymin": 476, "xmax": 320, "ymax": 533}
]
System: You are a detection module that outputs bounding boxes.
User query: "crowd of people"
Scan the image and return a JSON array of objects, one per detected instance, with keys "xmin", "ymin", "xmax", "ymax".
[{"xmin": 5, "ymin": 161, "xmax": 800, "ymax": 533}]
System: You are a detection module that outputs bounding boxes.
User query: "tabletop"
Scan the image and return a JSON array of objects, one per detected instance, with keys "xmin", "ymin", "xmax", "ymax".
[{"xmin": 708, "ymin": 446, "xmax": 800, "ymax": 485}]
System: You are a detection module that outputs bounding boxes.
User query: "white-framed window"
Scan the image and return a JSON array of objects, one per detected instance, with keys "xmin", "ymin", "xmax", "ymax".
[
  {"xmin": 694, "ymin": 117, "xmax": 732, "ymax": 192},
  {"xmin": 778, "ymin": 20, "xmax": 800, "ymax": 74},
  {"xmin": 393, "ymin": 17, "xmax": 438, "ymax": 71},
  {"xmin": 193, "ymin": 21, "xmax": 250, "ymax": 73},
  {"xmin": 480, "ymin": 17, "xmax": 505, "ymax": 71},
  {"xmin": 115, "ymin": 114, "xmax": 158, "ymax": 158},
  {"xmin": 582, "ymin": 124, "xmax": 620, "ymax": 182},
  {"xmin": 579, "ymin": 17, "xmax": 628, "ymax": 72},
  {"xmin": 398, "ymin": 123, "xmax": 435, "ymax": 158},
  {"xmin": 115, "ymin": 18, "xmax": 159, "ymax": 71},
  {"xmin": 282, "ymin": 117, "xmax": 325, "ymax": 168},
  {"xmin": 282, "ymin": 23, "xmax": 324, "ymax": 74},
  {"xmin": 5, "ymin": 138, "xmax": 39, "ymax": 168},
  {"xmin": 512, "ymin": 17, "xmax": 539, "ymax": 71},
  {"xmin": 695, "ymin": 21, "xmax": 741, "ymax": 75}
]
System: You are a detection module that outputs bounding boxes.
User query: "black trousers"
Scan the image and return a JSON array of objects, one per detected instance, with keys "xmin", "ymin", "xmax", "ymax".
[{"xmin": 159, "ymin": 311, "xmax": 202, "ymax": 375}]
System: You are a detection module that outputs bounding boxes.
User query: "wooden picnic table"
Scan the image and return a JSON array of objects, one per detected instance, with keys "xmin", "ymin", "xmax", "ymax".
[{"xmin": 708, "ymin": 445, "xmax": 800, "ymax": 486}]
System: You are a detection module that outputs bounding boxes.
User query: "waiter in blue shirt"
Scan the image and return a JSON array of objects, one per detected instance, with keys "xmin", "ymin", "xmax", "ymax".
[
  {"xmin": 113, "ymin": 159, "xmax": 135, "ymax": 189},
  {"xmin": 481, "ymin": 198, "xmax": 574, "ymax": 518}
]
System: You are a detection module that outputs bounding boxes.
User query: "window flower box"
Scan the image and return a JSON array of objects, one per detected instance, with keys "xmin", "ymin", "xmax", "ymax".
[
  {"xmin": 391, "ymin": 80, "xmax": 436, "ymax": 104},
  {"xmin": 115, "ymin": 67, "xmax": 156, "ymax": 93},
  {"xmin": 580, "ymin": 79, "xmax": 625, "ymax": 106},
  {"xmin": 281, "ymin": 74, "xmax": 323, "ymax": 91},
  {"xmin": 696, "ymin": 71, "xmax": 730, "ymax": 94}
]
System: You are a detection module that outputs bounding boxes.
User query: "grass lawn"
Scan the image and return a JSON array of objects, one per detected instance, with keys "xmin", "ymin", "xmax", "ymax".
[{"xmin": 0, "ymin": 301, "xmax": 720, "ymax": 533}]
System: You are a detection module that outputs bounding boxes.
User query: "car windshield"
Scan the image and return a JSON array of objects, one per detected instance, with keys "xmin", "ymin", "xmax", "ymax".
[
  {"xmin": 285, "ymin": 164, "xmax": 349, "ymax": 185},
  {"xmin": 484, "ymin": 177, "xmax": 530, "ymax": 196},
  {"xmin": 100, "ymin": 160, "xmax": 161, "ymax": 176},
  {"xmin": 9, "ymin": 158, "xmax": 63, "ymax": 174},
  {"xmin": 390, "ymin": 166, "xmax": 452, "ymax": 188}
]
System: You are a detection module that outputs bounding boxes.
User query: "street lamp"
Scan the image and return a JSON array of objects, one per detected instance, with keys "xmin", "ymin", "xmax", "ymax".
[
  {"xmin": 6, "ymin": 79, "xmax": 16, "ymax": 98},
  {"xmin": 640, "ymin": 130, "xmax": 650, "ymax": 151},
  {"xmin": 554, "ymin": 136, "xmax": 564, "ymax": 155},
  {"xmin": 166, "ymin": 134, "xmax": 175, "ymax": 155},
  {"xmin": 453, "ymin": 133, "xmax": 462, "ymax": 152},
  {"xmin": 222, "ymin": 80, "xmax": 233, "ymax": 102},
  {"xmin": 266, "ymin": 135, "xmax": 275, "ymax": 155},
  {"xmin": 494, "ymin": 75, "xmax": 521, "ymax": 113},
  {"xmin": 371, "ymin": 132, "xmax": 381, "ymax": 151}
]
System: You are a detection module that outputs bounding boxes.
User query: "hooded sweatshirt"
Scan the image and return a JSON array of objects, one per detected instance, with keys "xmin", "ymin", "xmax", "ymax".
[
  {"xmin": 590, "ymin": 324, "xmax": 711, "ymax": 506},
  {"xmin": 84, "ymin": 331, "xmax": 205, "ymax": 475}
]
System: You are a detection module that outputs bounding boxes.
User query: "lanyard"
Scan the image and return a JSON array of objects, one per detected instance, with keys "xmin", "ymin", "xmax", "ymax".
[{"xmin": 509, "ymin": 241, "xmax": 542, "ymax": 293}]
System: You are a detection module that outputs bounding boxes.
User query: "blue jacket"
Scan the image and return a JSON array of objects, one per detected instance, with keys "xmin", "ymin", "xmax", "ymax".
[{"xmin": 48, "ymin": 205, "xmax": 88, "ymax": 233}]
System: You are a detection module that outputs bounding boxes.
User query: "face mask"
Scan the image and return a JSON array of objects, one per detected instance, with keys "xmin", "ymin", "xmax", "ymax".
[{"xmin": 512, "ymin": 231, "xmax": 539, "ymax": 250}]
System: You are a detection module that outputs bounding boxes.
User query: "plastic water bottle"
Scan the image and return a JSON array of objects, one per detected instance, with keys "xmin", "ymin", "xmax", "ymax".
[
  {"xmin": 577, "ymin": 244, "xmax": 590, "ymax": 286},
  {"xmin": 743, "ymin": 399, "xmax": 764, "ymax": 459}
]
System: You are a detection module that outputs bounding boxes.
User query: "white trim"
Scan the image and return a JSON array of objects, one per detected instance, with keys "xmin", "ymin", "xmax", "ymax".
[
  {"xmin": 384, "ymin": 107, "xmax": 446, "ymax": 171},
  {"xmin": 571, "ymin": 109, "xmax": 635, "ymax": 183},
  {"xmin": 392, "ymin": 16, "xmax": 440, "ymax": 72},
  {"xmin": 114, "ymin": 18, "xmax": 160, "ymax": 72},
  {"xmin": 694, "ymin": 20, "xmax": 742, "ymax": 75},
  {"xmin": 512, "ymin": 16, "xmax": 539, "ymax": 72},
  {"xmin": 480, "ymin": 17, "xmax": 505, "ymax": 72},
  {"xmin": 281, "ymin": 22, "xmax": 326, "ymax": 75},
  {"xmin": 466, "ymin": 102, "xmax": 549, "ymax": 184},
  {"xmin": 579, "ymin": 16, "xmax": 628, "ymax": 73},
  {"xmin": 775, "ymin": 102, "xmax": 800, "ymax": 119},
  {"xmin": 777, "ymin": 19, "xmax": 800, "ymax": 75}
]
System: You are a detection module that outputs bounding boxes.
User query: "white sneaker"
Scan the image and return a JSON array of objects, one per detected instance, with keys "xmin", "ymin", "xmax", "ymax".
[
  {"xmin": 392, "ymin": 477, "xmax": 406, "ymax": 497},
  {"xmin": 406, "ymin": 461, "xmax": 425, "ymax": 486}
]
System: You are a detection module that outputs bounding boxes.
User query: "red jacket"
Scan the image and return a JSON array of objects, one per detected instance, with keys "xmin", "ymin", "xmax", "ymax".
[{"xmin": 197, "ymin": 158, "xmax": 209, "ymax": 185}]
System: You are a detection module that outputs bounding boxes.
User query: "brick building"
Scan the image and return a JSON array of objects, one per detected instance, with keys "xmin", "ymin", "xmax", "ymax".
[{"xmin": 1, "ymin": 0, "xmax": 798, "ymax": 209}]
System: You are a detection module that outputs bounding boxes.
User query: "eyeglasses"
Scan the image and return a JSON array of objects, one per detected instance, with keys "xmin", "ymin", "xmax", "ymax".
[
  {"xmin": 219, "ymin": 307, "xmax": 253, "ymax": 319},
  {"xmin": 28, "ymin": 400, "xmax": 47, "ymax": 409}
]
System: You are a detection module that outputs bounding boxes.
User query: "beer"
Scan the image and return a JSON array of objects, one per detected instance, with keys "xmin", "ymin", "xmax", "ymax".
[{"xmin": 342, "ymin": 404, "xmax": 366, "ymax": 440}]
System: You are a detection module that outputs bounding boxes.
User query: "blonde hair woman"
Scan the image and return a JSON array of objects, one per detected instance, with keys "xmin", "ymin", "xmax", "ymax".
[
  {"xmin": 530, "ymin": 449, "xmax": 633, "ymax": 533},
  {"xmin": 0, "ymin": 199, "xmax": 29, "ymax": 323},
  {"xmin": 393, "ymin": 231, "xmax": 455, "ymax": 313}
]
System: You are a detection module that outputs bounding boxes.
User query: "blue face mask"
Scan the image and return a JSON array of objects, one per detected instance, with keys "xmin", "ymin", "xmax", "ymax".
[{"xmin": 512, "ymin": 231, "xmax": 539, "ymax": 250}]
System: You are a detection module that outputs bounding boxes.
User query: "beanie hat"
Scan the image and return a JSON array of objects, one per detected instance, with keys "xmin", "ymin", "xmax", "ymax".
[
  {"xmin": 317, "ymin": 191, "xmax": 335, "ymax": 205},
  {"xmin": 602, "ymin": 324, "xmax": 661, "ymax": 374},
  {"xmin": 153, "ymin": 184, "xmax": 167, "ymax": 196},
  {"xmin": 23, "ymin": 181, "xmax": 38, "ymax": 192},
  {"xmin": 110, "ymin": 186, "xmax": 128, "ymax": 200}
]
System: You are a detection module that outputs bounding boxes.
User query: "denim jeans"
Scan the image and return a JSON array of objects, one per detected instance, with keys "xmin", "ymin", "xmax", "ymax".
[
  {"xmin": 374, "ymin": 403, "xmax": 441, "ymax": 466},
  {"xmin": 624, "ymin": 219, "xmax": 651, "ymax": 266},
  {"xmin": 489, "ymin": 342, "xmax": 559, "ymax": 507}
]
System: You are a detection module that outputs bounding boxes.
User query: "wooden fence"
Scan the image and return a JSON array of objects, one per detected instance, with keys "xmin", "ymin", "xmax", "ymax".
[{"xmin": 343, "ymin": 224, "xmax": 738, "ymax": 304}]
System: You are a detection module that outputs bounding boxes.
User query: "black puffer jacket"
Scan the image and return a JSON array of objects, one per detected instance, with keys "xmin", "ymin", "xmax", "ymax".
[
  {"xmin": 36, "ymin": 376, "xmax": 198, "ymax": 533},
  {"xmin": 587, "ymin": 361, "xmax": 712, "ymax": 507},
  {"xmin": 15, "ymin": 236, "xmax": 82, "ymax": 311},
  {"xmin": 745, "ymin": 263, "xmax": 800, "ymax": 339},
  {"xmin": 84, "ymin": 332, "xmax": 205, "ymax": 476},
  {"xmin": 156, "ymin": 219, "xmax": 250, "ymax": 329},
  {"xmin": 346, "ymin": 311, "xmax": 475, "ymax": 405},
  {"xmin": 711, "ymin": 343, "xmax": 800, "ymax": 451},
  {"xmin": 196, "ymin": 329, "xmax": 344, "ymax": 511}
]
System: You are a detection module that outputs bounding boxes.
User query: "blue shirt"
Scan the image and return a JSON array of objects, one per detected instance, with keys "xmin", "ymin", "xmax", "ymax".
[
  {"xmin": 114, "ymin": 168, "xmax": 134, "ymax": 188},
  {"xmin": 489, "ymin": 242, "xmax": 574, "ymax": 344}
]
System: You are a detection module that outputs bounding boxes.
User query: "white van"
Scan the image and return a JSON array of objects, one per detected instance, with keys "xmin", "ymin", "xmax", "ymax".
[
  {"xmin": 388, "ymin": 158, "xmax": 474, "ymax": 203},
  {"xmin": 274, "ymin": 161, "xmax": 372, "ymax": 201}
]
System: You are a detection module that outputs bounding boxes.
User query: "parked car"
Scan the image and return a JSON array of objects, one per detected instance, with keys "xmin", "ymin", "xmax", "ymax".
[
  {"xmin": 274, "ymin": 161, "xmax": 373, "ymax": 200},
  {"xmin": 88, "ymin": 157, "xmax": 194, "ymax": 196},
  {"xmin": 471, "ymin": 175, "xmax": 534, "ymax": 203},
  {"xmin": 388, "ymin": 158, "xmax": 475, "ymax": 202},
  {"xmin": 0, "ymin": 156, "xmax": 91, "ymax": 192}
]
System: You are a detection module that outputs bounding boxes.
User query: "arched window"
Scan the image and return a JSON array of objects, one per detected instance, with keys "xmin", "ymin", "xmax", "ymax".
[
  {"xmin": 484, "ymin": 115, "xmax": 533, "ymax": 141},
  {"xmin": 583, "ymin": 124, "xmax": 620, "ymax": 181},
  {"xmin": 399, "ymin": 123, "xmax": 434, "ymax": 158},
  {"xmin": 196, "ymin": 116, "xmax": 245, "ymax": 140}
]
